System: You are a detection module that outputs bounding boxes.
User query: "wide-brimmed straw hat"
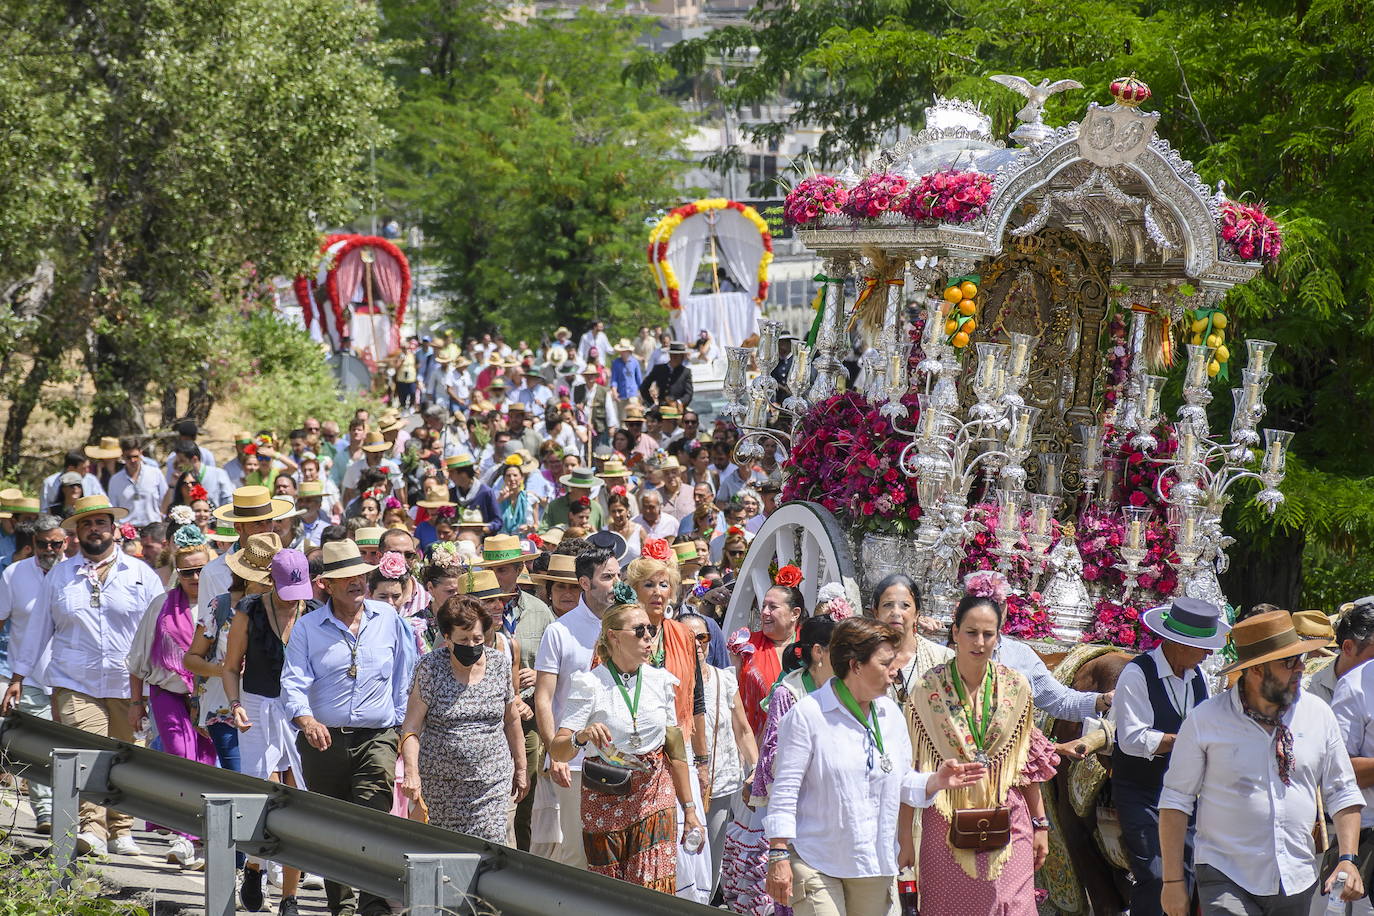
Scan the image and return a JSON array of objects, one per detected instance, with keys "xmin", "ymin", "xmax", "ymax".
[
  {"xmin": 212, "ymin": 486, "xmax": 294, "ymax": 524},
  {"xmin": 60, "ymin": 494, "xmax": 129, "ymax": 531},
  {"xmin": 532, "ymin": 553, "xmax": 579, "ymax": 585},
  {"xmin": 479, "ymin": 534, "xmax": 536, "ymax": 568},
  {"xmin": 457, "ymin": 508, "xmax": 488, "ymax": 529},
  {"xmin": 84, "ymin": 436, "xmax": 121, "ymax": 460},
  {"xmin": 458, "ymin": 568, "xmax": 514, "ymax": 600},
  {"xmin": 445, "ymin": 453, "xmax": 476, "ymax": 471},
  {"xmin": 1292, "ymin": 610, "xmax": 1338, "ymax": 655},
  {"xmin": 598, "ymin": 460, "xmax": 630, "ymax": 480},
  {"xmin": 354, "ymin": 526, "xmax": 385, "ymax": 548},
  {"xmin": 1141, "ymin": 596, "xmax": 1231, "ymax": 651},
  {"xmin": 559, "ymin": 468, "xmax": 599, "ymax": 489},
  {"xmin": 416, "ymin": 481, "xmax": 454, "ymax": 510},
  {"xmin": 673, "ymin": 541, "xmax": 701, "ymax": 565},
  {"xmin": 226, "ymin": 532, "xmax": 283, "ymax": 584},
  {"xmin": 360, "ymin": 431, "xmax": 391, "ymax": 454},
  {"xmin": 319, "ymin": 540, "xmax": 378, "ymax": 579},
  {"xmin": 1219, "ymin": 610, "xmax": 1334, "ymax": 675}
]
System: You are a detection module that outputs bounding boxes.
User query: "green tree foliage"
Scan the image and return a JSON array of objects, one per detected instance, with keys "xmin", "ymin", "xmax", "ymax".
[
  {"xmin": 0, "ymin": 0, "xmax": 389, "ymax": 460},
  {"xmin": 378, "ymin": 3, "xmax": 692, "ymax": 339},
  {"xmin": 669, "ymin": 0, "xmax": 1374, "ymax": 606}
]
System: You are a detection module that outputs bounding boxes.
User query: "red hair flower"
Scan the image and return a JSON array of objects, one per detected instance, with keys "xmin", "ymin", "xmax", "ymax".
[
  {"xmin": 242, "ymin": 443, "xmax": 257, "ymax": 455},
  {"xmin": 119, "ymin": 523, "xmax": 138, "ymax": 541},
  {"xmin": 774, "ymin": 565, "xmax": 803, "ymax": 588},
  {"xmin": 572, "ymin": 496, "xmax": 591, "ymax": 511},
  {"xmin": 189, "ymin": 484, "xmax": 209, "ymax": 503},
  {"xmin": 641, "ymin": 538, "xmax": 671, "ymax": 562},
  {"xmin": 726, "ymin": 525, "xmax": 746, "ymax": 538},
  {"xmin": 611, "ymin": 485, "xmax": 627, "ymax": 497}
]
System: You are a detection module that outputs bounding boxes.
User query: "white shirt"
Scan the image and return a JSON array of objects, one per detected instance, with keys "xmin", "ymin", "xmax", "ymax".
[
  {"xmin": 107, "ymin": 465, "xmax": 169, "ymax": 527},
  {"xmin": 444, "ymin": 368, "xmax": 471, "ymax": 403},
  {"xmin": 702, "ymin": 666, "xmax": 745, "ymax": 796},
  {"xmin": 1114, "ymin": 645, "xmax": 1202, "ymax": 758},
  {"xmin": 560, "ymin": 664, "xmax": 678, "ymax": 757},
  {"xmin": 1160, "ymin": 689, "xmax": 1362, "ymax": 895},
  {"xmin": 14, "ymin": 551, "xmax": 163, "ymax": 699},
  {"xmin": 1304, "ymin": 657, "xmax": 1341, "ymax": 707},
  {"xmin": 0, "ymin": 558, "xmax": 54, "ymax": 691},
  {"xmin": 633, "ymin": 512, "xmax": 679, "ymax": 541},
  {"xmin": 534, "ymin": 599, "xmax": 601, "ymax": 771},
  {"xmin": 577, "ymin": 330, "xmax": 611, "ymax": 362},
  {"xmin": 763, "ymin": 681, "xmax": 934, "ymax": 879},
  {"xmin": 42, "ymin": 471, "xmax": 105, "ymax": 509},
  {"xmin": 1330, "ymin": 658, "xmax": 1374, "ymax": 826},
  {"xmin": 197, "ymin": 551, "xmax": 233, "ymax": 620}
]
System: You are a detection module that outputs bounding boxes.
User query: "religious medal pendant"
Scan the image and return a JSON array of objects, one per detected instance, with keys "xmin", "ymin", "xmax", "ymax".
[
  {"xmin": 974, "ymin": 750, "xmax": 990, "ymax": 765},
  {"xmin": 347, "ymin": 664, "xmax": 358, "ymax": 679},
  {"xmin": 880, "ymin": 755, "xmax": 893, "ymax": 774},
  {"xmin": 629, "ymin": 729, "xmax": 642, "ymax": 750}
]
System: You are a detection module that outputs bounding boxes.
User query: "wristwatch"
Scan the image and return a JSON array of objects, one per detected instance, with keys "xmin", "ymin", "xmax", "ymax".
[
  {"xmin": 1339, "ymin": 853, "xmax": 1360, "ymax": 864},
  {"xmin": 1030, "ymin": 816, "xmax": 1050, "ymax": 831},
  {"xmin": 572, "ymin": 731, "xmax": 588, "ymax": 749}
]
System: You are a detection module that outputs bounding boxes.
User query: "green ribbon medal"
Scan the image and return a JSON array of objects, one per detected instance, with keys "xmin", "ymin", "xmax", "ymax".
[
  {"xmin": 833, "ymin": 677, "xmax": 891, "ymax": 773},
  {"xmin": 950, "ymin": 663, "xmax": 996, "ymax": 763},
  {"xmin": 606, "ymin": 659, "xmax": 643, "ymax": 750}
]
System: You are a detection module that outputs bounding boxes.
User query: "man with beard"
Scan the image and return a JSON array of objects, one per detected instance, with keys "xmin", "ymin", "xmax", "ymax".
[
  {"xmin": 281, "ymin": 540, "xmax": 417, "ymax": 916},
  {"xmin": 1, "ymin": 497, "xmax": 161, "ymax": 857},
  {"xmin": 0, "ymin": 515, "xmax": 66, "ymax": 832},
  {"xmin": 1111, "ymin": 597, "xmax": 1230, "ymax": 916},
  {"xmin": 1163, "ymin": 611, "xmax": 1364, "ymax": 915}
]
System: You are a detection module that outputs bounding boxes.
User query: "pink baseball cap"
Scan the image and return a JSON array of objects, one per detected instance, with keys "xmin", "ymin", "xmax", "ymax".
[{"xmin": 271, "ymin": 548, "xmax": 314, "ymax": 601}]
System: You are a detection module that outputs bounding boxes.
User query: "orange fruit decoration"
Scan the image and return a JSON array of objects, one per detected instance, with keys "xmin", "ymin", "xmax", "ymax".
[
  {"xmin": 958, "ymin": 299, "xmax": 976, "ymax": 316},
  {"xmin": 959, "ymin": 281, "xmax": 978, "ymax": 299},
  {"xmin": 943, "ymin": 285, "xmax": 963, "ymax": 304}
]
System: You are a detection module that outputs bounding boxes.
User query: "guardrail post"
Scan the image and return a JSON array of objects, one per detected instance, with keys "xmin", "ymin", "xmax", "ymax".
[
  {"xmin": 49, "ymin": 748, "xmax": 116, "ymax": 884},
  {"xmin": 405, "ymin": 853, "xmax": 483, "ymax": 916},
  {"xmin": 202, "ymin": 794, "xmax": 272, "ymax": 916}
]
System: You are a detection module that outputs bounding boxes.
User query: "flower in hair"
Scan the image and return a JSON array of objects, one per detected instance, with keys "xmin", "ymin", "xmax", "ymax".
[
  {"xmin": 572, "ymin": 496, "xmax": 591, "ymax": 511},
  {"xmin": 641, "ymin": 538, "xmax": 670, "ymax": 562},
  {"xmin": 189, "ymin": 484, "xmax": 209, "ymax": 503},
  {"xmin": 726, "ymin": 525, "xmax": 746, "ymax": 538},
  {"xmin": 430, "ymin": 541, "xmax": 462, "ymax": 570},
  {"xmin": 612, "ymin": 581, "xmax": 637, "ymax": 605},
  {"xmin": 611, "ymin": 485, "xmax": 627, "ymax": 497},
  {"xmin": 963, "ymin": 569, "xmax": 1011, "ymax": 604},
  {"xmin": 504, "ymin": 454, "xmax": 524, "ymax": 467},
  {"xmin": 433, "ymin": 505, "xmax": 456, "ymax": 520},
  {"xmin": 172, "ymin": 524, "xmax": 206, "ymax": 549},
  {"xmin": 384, "ymin": 496, "xmax": 403, "ymax": 509},
  {"xmin": 691, "ymin": 581, "xmax": 711, "ymax": 598},
  {"xmin": 168, "ymin": 505, "xmax": 195, "ymax": 527},
  {"xmin": 377, "ymin": 551, "xmax": 409, "ymax": 580},
  {"xmin": 774, "ymin": 565, "xmax": 803, "ymax": 588},
  {"xmin": 824, "ymin": 596, "xmax": 855, "ymax": 620}
]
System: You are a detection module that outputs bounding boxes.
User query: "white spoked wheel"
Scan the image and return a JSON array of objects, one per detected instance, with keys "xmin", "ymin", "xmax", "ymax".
[{"xmin": 722, "ymin": 501, "xmax": 861, "ymax": 634}]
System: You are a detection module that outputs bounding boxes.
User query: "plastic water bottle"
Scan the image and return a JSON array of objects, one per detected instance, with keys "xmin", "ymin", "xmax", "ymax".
[
  {"xmin": 898, "ymin": 879, "xmax": 920, "ymax": 915},
  {"xmin": 1327, "ymin": 871, "xmax": 1350, "ymax": 916},
  {"xmin": 682, "ymin": 825, "xmax": 706, "ymax": 854}
]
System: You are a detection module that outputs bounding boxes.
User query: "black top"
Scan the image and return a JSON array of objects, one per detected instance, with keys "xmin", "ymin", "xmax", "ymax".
[
  {"xmin": 640, "ymin": 362, "xmax": 694, "ymax": 407},
  {"xmin": 1111, "ymin": 651, "xmax": 1207, "ymax": 791},
  {"xmin": 240, "ymin": 594, "xmax": 320, "ymax": 698}
]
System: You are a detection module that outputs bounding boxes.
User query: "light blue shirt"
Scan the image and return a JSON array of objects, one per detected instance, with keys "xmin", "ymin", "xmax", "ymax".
[
  {"xmin": 995, "ymin": 637, "xmax": 1100, "ymax": 722},
  {"xmin": 281, "ymin": 599, "xmax": 417, "ymax": 729}
]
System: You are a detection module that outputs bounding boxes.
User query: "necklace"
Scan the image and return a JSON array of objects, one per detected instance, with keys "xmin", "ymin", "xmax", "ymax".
[
  {"xmin": 833, "ymin": 678, "xmax": 890, "ymax": 773},
  {"xmin": 650, "ymin": 625, "xmax": 666, "ymax": 666},
  {"xmin": 606, "ymin": 659, "xmax": 644, "ymax": 749},
  {"xmin": 950, "ymin": 663, "xmax": 995, "ymax": 764}
]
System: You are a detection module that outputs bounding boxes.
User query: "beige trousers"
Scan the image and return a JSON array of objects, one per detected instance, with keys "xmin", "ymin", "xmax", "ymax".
[
  {"xmin": 52, "ymin": 688, "xmax": 136, "ymax": 841},
  {"xmin": 530, "ymin": 771, "xmax": 588, "ymax": 868},
  {"xmin": 790, "ymin": 852, "xmax": 897, "ymax": 916}
]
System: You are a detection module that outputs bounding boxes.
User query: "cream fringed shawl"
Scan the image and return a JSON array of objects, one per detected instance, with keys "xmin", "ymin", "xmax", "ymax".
[{"xmin": 909, "ymin": 661, "xmax": 1035, "ymax": 881}]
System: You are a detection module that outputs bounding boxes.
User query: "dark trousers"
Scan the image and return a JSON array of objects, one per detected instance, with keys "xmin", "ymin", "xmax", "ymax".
[
  {"xmin": 1115, "ymin": 778, "xmax": 1195, "ymax": 916},
  {"xmin": 297, "ymin": 727, "xmax": 398, "ymax": 916},
  {"xmin": 513, "ymin": 724, "xmax": 542, "ymax": 851},
  {"xmin": 396, "ymin": 381, "xmax": 416, "ymax": 409},
  {"xmin": 1196, "ymin": 864, "xmax": 1316, "ymax": 915}
]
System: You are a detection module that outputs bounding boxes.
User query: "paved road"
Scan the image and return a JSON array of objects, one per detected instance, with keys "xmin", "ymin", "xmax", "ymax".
[{"xmin": 0, "ymin": 780, "xmax": 335, "ymax": 915}]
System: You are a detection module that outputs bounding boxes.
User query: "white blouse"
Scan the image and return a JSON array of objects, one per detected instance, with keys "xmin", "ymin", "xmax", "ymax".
[
  {"xmin": 560, "ymin": 664, "xmax": 678, "ymax": 758},
  {"xmin": 702, "ymin": 666, "xmax": 744, "ymax": 796}
]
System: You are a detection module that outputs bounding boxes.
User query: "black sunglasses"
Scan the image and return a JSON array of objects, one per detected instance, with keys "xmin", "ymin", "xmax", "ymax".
[
  {"xmin": 693, "ymin": 632, "xmax": 711, "ymax": 644},
  {"xmin": 614, "ymin": 624, "xmax": 659, "ymax": 640},
  {"xmin": 35, "ymin": 538, "xmax": 67, "ymax": 549}
]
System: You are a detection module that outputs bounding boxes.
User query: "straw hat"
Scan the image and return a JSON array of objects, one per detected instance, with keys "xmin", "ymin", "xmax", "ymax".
[
  {"xmin": 1141, "ymin": 597, "xmax": 1231, "ymax": 651},
  {"xmin": 1218, "ymin": 610, "xmax": 1333, "ymax": 676},
  {"xmin": 416, "ymin": 481, "xmax": 455, "ymax": 510},
  {"xmin": 623, "ymin": 404, "xmax": 646, "ymax": 422},
  {"xmin": 672, "ymin": 541, "xmax": 701, "ymax": 565},
  {"xmin": 234, "ymin": 431, "xmax": 254, "ymax": 446},
  {"xmin": 479, "ymin": 534, "xmax": 536, "ymax": 568},
  {"xmin": 84, "ymin": 436, "xmax": 121, "ymax": 460},
  {"xmin": 659, "ymin": 406, "xmax": 682, "ymax": 420},
  {"xmin": 226, "ymin": 532, "xmax": 283, "ymax": 584},
  {"xmin": 559, "ymin": 468, "xmax": 600, "ymax": 489},
  {"xmin": 614, "ymin": 339, "xmax": 634, "ymax": 353},
  {"xmin": 208, "ymin": 523, "xmax": 240, "ymax": 544},
  {"xmin": 656, "ymin": 456, "xmax": 683, "ymax": 471},
  {"xmin": 540, "ymin": 527, "xmax": 566, "ymax": 548},
  {"xmin": 354, "ymin": 526, "xmax": 385, "ymax": 548},
  {"xmin": 598, "ymin": 460, "xmax": 630, "ymax": 480},
  {"xmin": 1291, "ymin": 610, "xmax": 1338, "ymax": 654},
  {"xmin": 532, "ymin": 553, "xmax": 579, "ymax": 585},
  {"xmin": 59, "ymin": 494, "xmax": 129, "ymax": 531},
  {"xmin": 445, "ymin": 453, "xmax": 476, "ymax": 471},
  {"xmin": 298, "ymin": 480, "xmax": 326, "ymax": 499},
  {"xmin": 212, "ymin": 486, "xmax": 294, "ymax": 524},
  {"xmin": 457, "ymin": 508, "xmax": 489, "ymax": 529},
  {"xmin": 458, "ymin": 568, "xmax": 514, "ymax": 600},
  {"xmin": 319, "ymin": 540, "xmax": 378, "ymax": 579},
  {"xmin": 360, "ymin": 431, "xmax": 391, "ymax": 453}
]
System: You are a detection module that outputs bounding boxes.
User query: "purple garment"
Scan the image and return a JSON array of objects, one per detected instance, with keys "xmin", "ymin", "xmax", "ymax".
[{"xmin": 148, "ymin": 685, "xmax": 218, "ymax": 841}]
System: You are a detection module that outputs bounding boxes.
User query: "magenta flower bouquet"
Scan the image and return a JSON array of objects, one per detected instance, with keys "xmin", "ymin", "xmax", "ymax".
[
  {"xmin": 783, "ymin": 175, "xmax": 849, "ymax": 226},
  {"xmin": 1220, "ymin": 201, "xmax": 1282, "ymax": 264},
  {"xmin": 841, "ymin": 172, "xmax": 910, "ymax": 220},
  {"xmin": 903, "ymin": 169, "xmax": 993, "ymax": 224}
]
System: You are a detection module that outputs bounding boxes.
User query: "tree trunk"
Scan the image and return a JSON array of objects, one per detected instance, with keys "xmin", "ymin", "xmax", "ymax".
[
  {"xmin": 160, "ymin": 386, "xmax": 179, "ymax": 427},
  {"xmin": 3, "ymin": 338, "xmax": 63, "ymax": 469},
  {"xmin": 88, "ymin": 333, "xmax": 151, "ymax": 439},
  {"xmin": 1220, "ymin": 525, "xmax": 1304, "ymax": 613},
  {"xmin": 188, "ymin": 373, "xmax": 214, "ymax": 425}
]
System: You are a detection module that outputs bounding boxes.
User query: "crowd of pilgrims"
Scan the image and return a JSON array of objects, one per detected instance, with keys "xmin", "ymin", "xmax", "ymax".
[{"xmin": 0, "ymin": 325, "xmax": 1369, "ymax": 916}]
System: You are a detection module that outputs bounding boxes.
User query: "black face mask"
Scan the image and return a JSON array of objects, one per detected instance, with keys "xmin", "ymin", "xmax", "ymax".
[{"xmin": 452, "ymin": 643, "xmax": 484, "ymax": 667}]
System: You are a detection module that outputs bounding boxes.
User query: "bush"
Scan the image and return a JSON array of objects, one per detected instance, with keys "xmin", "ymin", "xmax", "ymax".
[{"xmin": 0, "ymin": 848, "xmax": 149, "ymax": 915}]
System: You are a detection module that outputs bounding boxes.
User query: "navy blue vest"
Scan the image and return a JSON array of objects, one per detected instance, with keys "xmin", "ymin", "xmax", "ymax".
[{"xmin": 1112, "ymin": 652, "xmax": 1207, "ymax": 790}]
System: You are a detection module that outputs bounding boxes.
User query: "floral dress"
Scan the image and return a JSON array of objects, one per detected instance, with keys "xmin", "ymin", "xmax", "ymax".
[{"xmin": 413, "ymin": 647, "xmax": 514, "ymax": 843}]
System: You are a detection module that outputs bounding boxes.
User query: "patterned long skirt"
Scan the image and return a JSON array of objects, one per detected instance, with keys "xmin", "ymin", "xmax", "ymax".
[{"xmin": 581, "ymin": 750, "xmax": 678, "ymax": 894}]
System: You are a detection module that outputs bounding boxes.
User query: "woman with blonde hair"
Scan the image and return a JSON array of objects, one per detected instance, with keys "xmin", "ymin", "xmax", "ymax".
[
  {"xmin": 625, "ymin": 542, "xmax": 712, "ymax": 901},
  {"xmin": 550, "ymin": 602, "xmax": 704, "ymax": 893}
]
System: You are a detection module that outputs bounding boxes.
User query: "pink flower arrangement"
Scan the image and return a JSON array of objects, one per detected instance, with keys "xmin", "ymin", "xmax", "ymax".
[
  {"xmin": 783, "ymin": 175, "xmax": 849, "ymax": 226},
  {"xmin": 1082, "ymin": 597, "xmax": 1161, "ymax": 650},
  {"xmin": 842, "ymin": 172, "xmax": 910, "ymax": 220},
  {"xmin": 1101, "ymin": 311, "xmax": 1129, "ymax": 411},
  {"xmin": 1003, "ymin": 592, "xmax": 1054, "ymax": 640},
  {"xmin": 1220, "ymin": 201, "xmax": 1282, "ymax": 264},
  {"xmin": 903, "ymin": 169, "xmax": 994, "ymax": 224},
  {"xmin": 377, "ymin": 551, "xmax": 409, "ymax": 579}
]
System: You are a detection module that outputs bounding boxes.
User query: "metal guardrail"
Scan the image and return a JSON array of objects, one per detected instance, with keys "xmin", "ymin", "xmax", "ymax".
[{"xmin": 0, "ymin": 712, "xmax": 718, "ymax": 916}]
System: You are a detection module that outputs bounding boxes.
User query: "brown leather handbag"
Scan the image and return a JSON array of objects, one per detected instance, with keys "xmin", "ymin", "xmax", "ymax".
[{"xmin": 949, "ymin": 806, "xmax": 1011, "ymax": 851}]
